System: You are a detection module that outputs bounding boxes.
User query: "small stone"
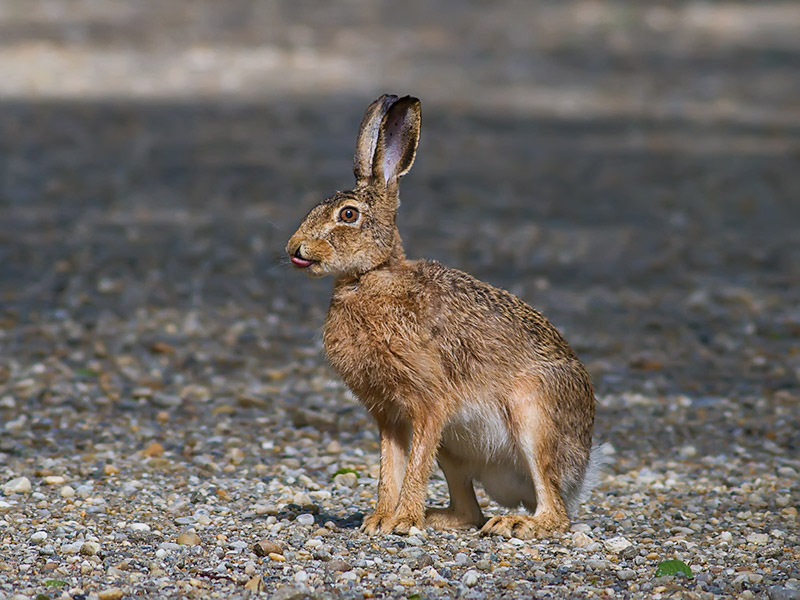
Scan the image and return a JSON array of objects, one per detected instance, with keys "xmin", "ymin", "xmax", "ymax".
[
  {"xmin": 30, "ymin": 531, "xmax": 48, "ymax": 544},
  {"xmin": 747, "ymin": 533, "xmax": 769, "ymax": 545},
  {"xmin": 177, "ymin": 531, "xmax": 202, "ymax": 546},
  {"xmin": 244, "ymin": 575, "xmax": 266, "ymax": 593},
  {"xmin": 97, "ymin": 588, "xmax": 124, "ymax": 600},
  {"xmin": 462, "ymin": 569, "xmax": 480, "ymax": 587},
  {"xmin": 617, "ymin": 569, "xmax": 636, "ymax": 581},
  {"xmin": 603, "ymin": 536, "xmax": 632, "ymax": 553},
  {"xmin": 103, "ymin": 464, "xmax": 120, "ymax": 476},
  {"xmin": 720, "ymin": 531, "xmax": 733, "ymax": 542},
  {"xmin": 476, "ymin": 559, "xmax": 491, "ymax": 572},
  {"xmin": 270, "ymin": 586, "xmax": 310, "ymax": 600},
  {"xmin": 455, "ymin": 553, "xmax": 470, "ymax": 566},
  {"xmin": 268, "ymin": 552, "xmax": 286, "ymax": 562},
  {"xmin": 573, "ymin": 532, "xmax": 593, "ymax": 547},
  {"xmin": 327, "ymin": 557, "xmax": 352, "ymax": 572},
  {"xmin": 294, "ymin": 570, "xmax": 308, "ymax": 583},
  {"xmin": 253, "ymin": 539, "xmax": 283, "ymax": 557},
  {"xmin": 60, "ymin": 541, "xmax": 83, "ymax": 554},
  {"xmin": 296, "ymin": 513, "xmax": 315, "ymax": 526},
  {"xmin": 408, "ymin": 526, "xmax": 425, "ymax": 537},
  {"xmin": 43, "ymin": 476, "xmax": 66, "ymax": 486},
  {"xmin": 80, "ymin": 541, "xmax": 101, "ymax": 555},
  {"xmin": 333, "ymin": 472, "xmax": 358, "ymax": 488},
  {"xmin": 143, "ymin": 442, "xmax": 165, "ymax": 457},
  {"xmin": 768, "ymin": 583, "xmax": 800, "ymax": 600},
  {"xmin": 2, "ymin": 477, "xmax": 31, "ymax": 494},
  {"xmin": 129, "ymin": 522, "xmax": 151, "ymax": 532}
]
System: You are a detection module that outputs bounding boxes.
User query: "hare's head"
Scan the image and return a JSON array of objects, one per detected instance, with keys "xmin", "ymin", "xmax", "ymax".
[{"xmin": 286, "ymin": 95, "xmax": 421, "ymax": 277}]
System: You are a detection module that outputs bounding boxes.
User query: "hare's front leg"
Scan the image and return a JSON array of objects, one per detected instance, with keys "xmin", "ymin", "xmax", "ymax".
[
  {"xmin": 379, "ymin": 411, "xmax": 445, "ymax": 535},
  {"xmin": 361, "ymin": 420, "xmax": 409, "ymax": 534}
]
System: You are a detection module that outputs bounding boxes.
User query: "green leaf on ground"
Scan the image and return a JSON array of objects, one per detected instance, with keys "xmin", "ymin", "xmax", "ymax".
[
  {"xmin": 331, "ymin": 467, "xmax": 359, "ymax": 479},
  {"xmin": 74, "ymin": 367, "xmax": 99, "ymax": 377},
  {"xmin": 655, "ymin": 559, "xmax": 693, "ymax": 578}
]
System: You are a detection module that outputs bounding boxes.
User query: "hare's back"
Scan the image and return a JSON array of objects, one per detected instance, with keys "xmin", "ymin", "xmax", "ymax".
[{"xmin": 416, "ymin": 260, "xmax": 578, "ymax": 363}]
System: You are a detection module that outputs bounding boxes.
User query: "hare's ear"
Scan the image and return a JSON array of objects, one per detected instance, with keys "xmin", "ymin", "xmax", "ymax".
[
  {"xmin": 373, "ymin": 96, "xmax": 421, "ymax": 187},
  {"xmin": 354, "ymin": 94, "xmax": 398, "ymax": 184}
]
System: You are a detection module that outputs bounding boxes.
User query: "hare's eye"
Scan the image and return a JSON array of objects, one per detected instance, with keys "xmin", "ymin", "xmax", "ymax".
[{"xmin": 339, "ymin": 206, "xmax": 359, "ymax": 223}]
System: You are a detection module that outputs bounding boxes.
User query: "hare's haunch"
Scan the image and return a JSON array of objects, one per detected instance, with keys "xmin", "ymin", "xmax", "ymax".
[{"xmin": 287, "ymin": 95, "xmax": 604, "ymax": 538}]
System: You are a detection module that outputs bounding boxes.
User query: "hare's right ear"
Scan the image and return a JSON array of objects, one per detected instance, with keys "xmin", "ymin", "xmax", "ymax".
[
  {"xmin": 373, "ymin": 96, "xmax": 421, "ymax": 187},
  {"xmin": 354, "ymin": 94, "xmax": 398, "ymax": 184}
]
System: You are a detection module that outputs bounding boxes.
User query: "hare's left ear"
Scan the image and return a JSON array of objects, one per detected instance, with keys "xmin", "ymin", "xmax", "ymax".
[
  {"xmin": 354, "ymin": 94, "xmax": 398, "ymax": 184},
  {"xmin": 372, "ymin": 96, "xmax": 421, "ymax": 187}
]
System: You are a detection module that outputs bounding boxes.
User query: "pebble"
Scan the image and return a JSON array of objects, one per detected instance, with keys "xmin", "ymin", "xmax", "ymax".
[
  {"xmin": 747, "ymin": 533, "xmax": 769, "ymax": 545},
  {"xmin": 617, "ymin": 569, "xmax": 636, "ymax": 581},
  {"xmin": 296, "ymin": 513, "xmax": 315, "ymax": 526},
  {"xmin": 462, "ymin": 569, "xmax": 480, "ymax": 587},
  {"xmin": 333, "ymin": 472, "xmax": 358, "ymax": 488},
  {"xmin": 177, "ymin": 530, "xmax": 202, "ymax": 546},
  {"xmin": 327, "ymin": 557, "xmax": 352, "ymax": 572},
  {"xmin": 43, "ymin": 476, "xmax": 66, "ymax": 485},
  {"xmin": 572, "ymin": 532, "xmax": 593, "ymax": 547},
  {"xmin": 2, "ymin": 477, "xmax": 31, "ymax": 494},
  {"xmin": 30, "ymin": 531, "xmax": 48, "ymax": 544},
  {"xmin": 253, "ymin": 539, "xmax": 283, "ymax": 556},
  {"xmin": 80, "ymin": 541, "xmax": 101, "ymax": 555},
  {"xmin": 97, "ymin": 587, "xmax": 125, "ymax": 600},
  {"xmin": 603, "ymin": 536, "xmax": 632, "ymax": 553}
]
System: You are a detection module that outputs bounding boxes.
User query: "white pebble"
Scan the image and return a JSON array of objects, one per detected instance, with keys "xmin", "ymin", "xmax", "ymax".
[
  {"xmin": 603, "ymin": 536, "xmax": 632, "ymax": 553},
  {"xmin": 80, "ymin": 541, "xmax": 101, "ymax": 555},
  {"xmin": 304, "ymin": 538, "xmax": 323, "ymax": 549},
  {"xmin": 2, "ymin": 477, "xmax": 31, "ymax": 494},
  {"xmin": 746, "ymin": 533, "xmax": 769, "ymax": 545},
  {"xmin": 720, "ymin": 531, "xmax": 733, "ymax": 542},
  {"xmin": 333, "ymin": 472, "xmax": 358, "ymax": 488},
  {"xmin": 155, "ymin": 548, "xmax": 167, "ymax": 559},
  {"xmin": 129, "ymin": 522, "xmax": 151, "ymax": 532},
  {"xmin": 408, "ymin": 526, "xmax": 426, "ymax": 537},
  {"xmin": 462, "ymin": 569, "xmax": 480, "ymax": 587},
  {"xmin": 455, "ymin": 553, "xmax": 469, "ymax": 565},
  {"xmin": 294, "ymin": 570, "xmax": 309, "ymax": 583},
  {"xmin": 60, "ymin": 485, "xmax": 76, "ymax": 498},
  {"xmin": 296, "ymin": 513, "xmax": 315, "ymax": 526},
  {"xmin": 30, "ymin": 531, "xmax": 48, "ymax": 544},
  {"xmin": 60, "ymin": 541, "xmax": 83, "ymax": 554}
]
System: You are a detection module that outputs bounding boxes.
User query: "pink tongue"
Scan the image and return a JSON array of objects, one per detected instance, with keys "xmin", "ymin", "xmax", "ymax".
[{"xmin": 291, "ymin": 256, "xmax": 314, "ymax": 268}]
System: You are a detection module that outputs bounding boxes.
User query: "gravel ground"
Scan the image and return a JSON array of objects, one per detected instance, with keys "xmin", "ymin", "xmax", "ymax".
[{"xmin": 1, "ymin": 2, "xmax": 799, "ymax": 599}]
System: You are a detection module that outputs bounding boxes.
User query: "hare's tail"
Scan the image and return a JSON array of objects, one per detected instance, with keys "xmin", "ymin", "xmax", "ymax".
[{"xmin": 563, "ymin": 442, "xmax": 613, "ymax": 516}]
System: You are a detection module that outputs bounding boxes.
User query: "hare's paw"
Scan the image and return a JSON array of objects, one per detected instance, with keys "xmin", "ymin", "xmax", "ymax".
[
  {"xmin": 360, "ymin": 510, "xmax": 394, "ymax": 535},
  {"xmin": 480, "ymin": 513, "xmax": 568, "ymax": 540},
  {"xmin": 425, "ymin": 507, "xmax": 485, "ymax": 531},
  {"xmin": 381, "ymin": 511, "xmax": 424, "ymax": 535}
]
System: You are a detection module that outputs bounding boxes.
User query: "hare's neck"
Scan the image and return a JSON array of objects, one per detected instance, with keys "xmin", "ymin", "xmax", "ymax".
[{"xmin": 334, "ymin": 231, "xmax": 407, "ymax": 290}]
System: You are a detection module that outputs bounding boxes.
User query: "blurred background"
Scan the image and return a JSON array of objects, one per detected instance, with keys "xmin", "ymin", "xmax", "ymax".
[{"xmin": 1, "ymin": 0, "xmax": 798, "ymax": 454}]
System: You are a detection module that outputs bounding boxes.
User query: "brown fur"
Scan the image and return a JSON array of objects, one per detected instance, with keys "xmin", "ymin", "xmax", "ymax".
[{"xmin": 286, "ymin": 94, "xmax": 599, "ymax": 539}]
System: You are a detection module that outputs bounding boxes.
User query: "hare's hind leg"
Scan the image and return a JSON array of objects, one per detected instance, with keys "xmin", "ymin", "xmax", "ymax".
[
  {"xmin": 481, "ymin": 388, "xmax": 573, "ymax": 539},
  {"xmin": 425, "ymin": 449, "xmax": 485, "ymax": 530}
]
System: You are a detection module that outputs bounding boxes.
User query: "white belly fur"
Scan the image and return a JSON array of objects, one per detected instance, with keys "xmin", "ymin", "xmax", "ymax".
[{"xmin": 440, "ymin": 400, "xmax": 537, "ymax": 509}]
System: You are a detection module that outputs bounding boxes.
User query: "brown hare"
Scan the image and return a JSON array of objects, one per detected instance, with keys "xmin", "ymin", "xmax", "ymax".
[{"xmin": 286, "ymin": 94, "xmax": 604, "ymax": 539}]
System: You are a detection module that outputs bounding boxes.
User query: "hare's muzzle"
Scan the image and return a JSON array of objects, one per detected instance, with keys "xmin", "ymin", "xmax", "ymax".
[{"xmin": 289, "ymin": 246, "xmax": 316, "ymax": 269}]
